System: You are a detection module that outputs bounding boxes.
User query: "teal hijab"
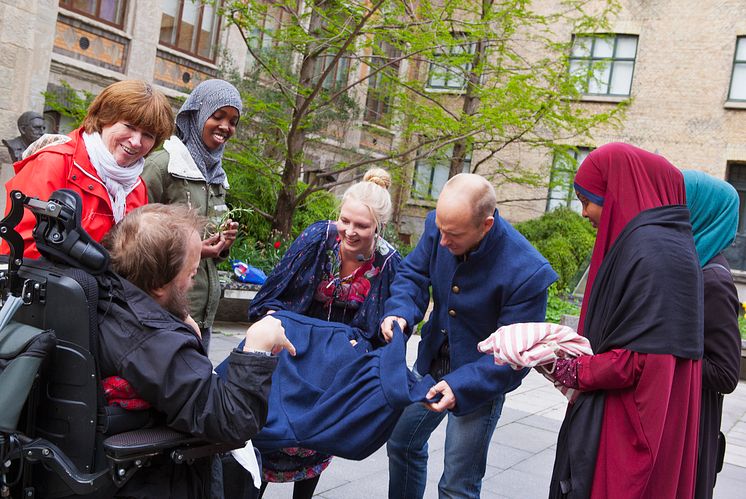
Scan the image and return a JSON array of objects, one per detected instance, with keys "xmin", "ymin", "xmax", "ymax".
[{"xmin": 682, "ymin": 169, "xmax": 739, "ymax": 266}]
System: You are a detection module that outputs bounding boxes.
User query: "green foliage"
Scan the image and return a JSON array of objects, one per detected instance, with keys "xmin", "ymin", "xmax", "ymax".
[
  {"xmin": 222, "ymin": 148, "xmax": 339, "ymax": 242},
  {"xmin": 545, "ymin": 283, "xmax": 580, "ymax": 324},
  {"xmin": 514, "ymin": 207, "xmax": 596, "ymax": 290},
  {"xmin": 221, "ymin": 0, "xmax": 625, "ymax": 236},
  {"xmin": 220, "ymin": 146, "xmax": 338, "ymax": 272},
  {"xmin": 219, "ymin": 235, "xmax": 289, "ymax": 274},
  {"xmin": 42, "ymin": 81, "xmax": 95, "ymax": 129},
  {"xmin": 739, "ymin": 314, "xmax": 746, "ymax": 340},
  {"xmin": 381, "ymin": 224, "xmax": 415, "ymax": 257}
]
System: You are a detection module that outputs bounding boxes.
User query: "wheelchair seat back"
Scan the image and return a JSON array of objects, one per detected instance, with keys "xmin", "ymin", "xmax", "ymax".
[{"xmin": 1, "ymin": 256, "xmax": 106, "ymax": 498}]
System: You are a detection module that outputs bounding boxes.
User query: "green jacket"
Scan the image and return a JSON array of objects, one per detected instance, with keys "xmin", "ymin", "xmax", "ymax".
[{"xmin": 142, "ymin": 136, "xmax": 230, "ymax": 329}]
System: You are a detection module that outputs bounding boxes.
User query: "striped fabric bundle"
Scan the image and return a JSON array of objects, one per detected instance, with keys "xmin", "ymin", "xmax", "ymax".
[
  {"xmin": 477, "ymin": 322, "xmax": 593, "ymax": 402},
  {"xmin": 478, "ymin": 322, "xmax": 593, "ymax": 369}
]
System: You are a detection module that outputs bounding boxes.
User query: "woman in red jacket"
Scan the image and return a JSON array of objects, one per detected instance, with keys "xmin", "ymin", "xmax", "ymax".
[{"xmin": 2, "ymin": 80, "xmax": 173, "ymax": 258}]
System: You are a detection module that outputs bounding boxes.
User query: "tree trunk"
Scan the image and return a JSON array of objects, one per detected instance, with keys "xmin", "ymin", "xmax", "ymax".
[
  {"xmin": 271, "ymin": 5, "xmax": 325, "ymax": 237},
  {"xmin": 448, "ymin": 61, "xmax": 482, "ymax": 178},
  {"xmin": 449, "ymin": 0, "xmax": 491, "ymax": 179}
]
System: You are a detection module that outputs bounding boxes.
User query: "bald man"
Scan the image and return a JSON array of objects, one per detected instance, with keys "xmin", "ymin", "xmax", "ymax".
[{"xmin": 381, "ymin": 174, "xmax": 557, "ymax": 499}]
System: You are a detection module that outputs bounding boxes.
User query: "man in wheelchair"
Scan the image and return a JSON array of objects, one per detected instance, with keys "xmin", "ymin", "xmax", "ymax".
[{"xmin": 0, "ymin": 190, "xmax": 293, "ymax": 498}]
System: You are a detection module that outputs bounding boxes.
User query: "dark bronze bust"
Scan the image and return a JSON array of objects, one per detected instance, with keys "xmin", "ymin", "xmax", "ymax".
[{"xmin": 2, "ymin": 111, "xmax": 46, "ymax": 163}]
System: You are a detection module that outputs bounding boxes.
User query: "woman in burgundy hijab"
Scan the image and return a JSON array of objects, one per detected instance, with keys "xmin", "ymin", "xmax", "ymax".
[{"xmin": 549, "ymin": 143, "xmax": 704, "ymax": 499}]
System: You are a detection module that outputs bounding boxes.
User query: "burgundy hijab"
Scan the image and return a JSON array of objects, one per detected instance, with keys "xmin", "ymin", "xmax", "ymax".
[{"xmin": 574, "ymin": 143, "xmax": 685, "ymax": 334}]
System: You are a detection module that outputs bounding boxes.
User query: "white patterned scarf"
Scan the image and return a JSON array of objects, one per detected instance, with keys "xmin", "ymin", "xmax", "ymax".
[{"xmin": 82, "ymin": 131, "xmax": 143, "ymax": 223}]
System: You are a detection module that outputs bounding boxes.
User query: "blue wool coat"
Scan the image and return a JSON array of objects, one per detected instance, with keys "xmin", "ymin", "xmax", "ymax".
[
  {"xmin": 384, "ymin": 210, "xmax": 558, "ymax": 415},
  {"xmin": 216, "ymin": 311, "xmax": 435, "ymax": 460}
]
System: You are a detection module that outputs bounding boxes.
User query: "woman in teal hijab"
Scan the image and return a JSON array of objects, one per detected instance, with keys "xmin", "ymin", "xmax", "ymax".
[
  {"xmin": 683, "ymin": 169, "xmax": 742, "ymax": 499},
  {"xmin": 684, "ymin": 169, "xmax": 739, "ymax": 265}
]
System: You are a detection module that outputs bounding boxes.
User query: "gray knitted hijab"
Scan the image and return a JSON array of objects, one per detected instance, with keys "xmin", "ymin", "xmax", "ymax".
[{"xmin": 175, "ymin": 79, "xmax": 242, "ymax": 185}]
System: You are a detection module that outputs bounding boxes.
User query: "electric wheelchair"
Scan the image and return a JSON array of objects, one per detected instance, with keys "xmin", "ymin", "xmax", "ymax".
[{"xmin": 0, "ymin": 189, "xmax": 237, "ymax": 498}]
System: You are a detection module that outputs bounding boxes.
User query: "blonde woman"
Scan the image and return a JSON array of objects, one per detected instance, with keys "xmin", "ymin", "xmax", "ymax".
[{"xmin": 249, "ymin": 168, "xmax": 402, "ymax": 498}]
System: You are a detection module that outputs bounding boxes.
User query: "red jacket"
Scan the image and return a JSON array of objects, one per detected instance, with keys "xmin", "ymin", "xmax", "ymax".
[{"xmin": 1, "ymin": 127, "xmax": 148, "ymax": 259}]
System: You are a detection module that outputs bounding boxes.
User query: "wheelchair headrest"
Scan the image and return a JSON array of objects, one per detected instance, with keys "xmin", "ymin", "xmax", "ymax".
[{"xmin": 31, "ymin": 189, "xmax": 110, "ymax": 275}]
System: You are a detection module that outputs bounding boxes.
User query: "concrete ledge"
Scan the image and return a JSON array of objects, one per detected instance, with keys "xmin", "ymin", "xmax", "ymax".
[
  {"xmin": 215, "ymin": 272, "xmax": 262, "ymax": 322},
  {"xmin": 223, "ymin": 288, "xmax": 258, "ymax": 300}
]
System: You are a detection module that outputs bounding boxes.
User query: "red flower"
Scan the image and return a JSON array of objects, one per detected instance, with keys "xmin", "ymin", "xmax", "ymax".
[{"xmin": 273, "ymin": 241, "xmax": 281, "ymax": 250}]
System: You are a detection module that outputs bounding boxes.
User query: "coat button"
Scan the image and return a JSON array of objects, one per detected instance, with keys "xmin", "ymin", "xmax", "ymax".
[
  {"xmin": 71, "ymin": 174, "xmax": 77, "ymax": 180},
  {"xmin": 452, "ymin": 285, "xmax": 460, "ymax": 294},
  {"xmin": 88, "ymin": 184, "xmax": 94, "ymax": 190},
  {"xmin": 448, "ymin": 309, "xmax": 456, "ymax": 317}
]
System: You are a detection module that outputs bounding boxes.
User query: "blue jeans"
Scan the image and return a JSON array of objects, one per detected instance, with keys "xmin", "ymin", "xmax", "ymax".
[{"xmin": 387, "ymin": 381, "xmax": 505, "ymax": 499}]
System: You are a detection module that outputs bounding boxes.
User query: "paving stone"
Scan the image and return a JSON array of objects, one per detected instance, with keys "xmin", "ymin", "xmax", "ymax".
[{"xmin": 212, "ymin": 321, "xmax": 746, "ymax": 498}]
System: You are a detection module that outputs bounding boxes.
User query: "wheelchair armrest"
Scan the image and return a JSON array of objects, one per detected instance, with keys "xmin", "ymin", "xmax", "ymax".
[
  {"xmin": 103, "ymin": 427, "xmax": 201, "ymax": 460},
  {"xmin": 103, "ymin": 426, "xmax": 242, "ymax": 463}
]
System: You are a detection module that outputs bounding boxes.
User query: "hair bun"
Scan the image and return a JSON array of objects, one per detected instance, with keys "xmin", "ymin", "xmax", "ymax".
[{"xmin": 363, "ymin": 168, "xmax": 392, "ymax": 190}]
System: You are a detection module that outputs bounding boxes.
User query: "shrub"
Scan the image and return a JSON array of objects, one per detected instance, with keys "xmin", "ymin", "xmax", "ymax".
[
  {"xmin": 218, "ymin": 167, "xmax": 339, "ymax": 274},
  {"xmin": 514, "ymin": 207, "xmax": 596, "ymax": 291},
  {"xmin": 545, "ymin": 283, "xmax": 580, "ymax": 324}
]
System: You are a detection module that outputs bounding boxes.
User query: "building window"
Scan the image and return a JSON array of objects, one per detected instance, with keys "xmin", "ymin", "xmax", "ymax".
[
  {"xmin": 159, "ymin": 0, "xmax": 222, "ymax": 61},
  {"xmin": 244, "ymin": 7, "xmax": 291, "ymax": 73},
  {"xmin": 60, "ymin": 0, "xmax": 127, "ymax": 27},
  {"xmin": 729, "ymin": 37, "xmax": 746, "ymax": 101},
  {"xmin": 727, "ymin": 163, "xmax": 746, "ymax": 233},
  {"xmin": 364, "ymin": 40, "xmax": 401, "ymax": 125},
  {"xmin": 312, "ymin": 53, "xmax": 350, "ymax": 90},
  {"xmin": 569, "ymin": 34, "xmax": 637, "ymax": 96},
  {"xmin": 426, "ymin": 35, "xmax": 475, "ymax": 91},
  {"xmin": 724, "ymin": 163, "xmax": 746, "ymax": 270},
  {"xmin": 546, "ymin": 148, "xmax": 590, "ymax": 213},
  {"xmin": 412, "ymin": 146, "xmax": 471, "ymax": 200}
]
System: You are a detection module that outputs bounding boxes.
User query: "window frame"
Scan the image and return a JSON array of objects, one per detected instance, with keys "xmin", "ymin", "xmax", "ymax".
[
  {"xmin": 411, "ymin": 146, "xmax": 472, "ymax": 200},
  {"xmin": 546, "ymin": 147, "xmax": 591, "ymax": 213},
  {"xmin": 59, "ymin": 0, "xmax": 128, "ymax": 28},
  {"xmin": 569, "ymin": 34, "xmax": 638, "ymax": 97},
  {"xmin": 728, "ymin": 36, "xmax": 746, "ymax": 102},
  {"xmin": 727, "ymin": 162, "xmax": 746, "ymax": 233},
  {"xmin": 364, "ymin": 40, "xmax": 401, "ymax": 126},
  {"xmin": 425, "ymin": 35, "xmax": 476, "ymax": 92},
  {"xmin": 159, "ymin": 0, "xmax": 223, "ymax": 62},
  {"xmin": 312, "ymin": 52, "xmax": 351, "ymax": 91}
]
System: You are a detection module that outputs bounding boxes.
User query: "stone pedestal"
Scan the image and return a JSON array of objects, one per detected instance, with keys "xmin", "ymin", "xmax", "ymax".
[
  {"xmin": 214, "ymin": 271, "xmax": 261, "ymax": 323},
  {"xmin": 0, "ymin": 159, "xmax": 14, "ymax": 216}
]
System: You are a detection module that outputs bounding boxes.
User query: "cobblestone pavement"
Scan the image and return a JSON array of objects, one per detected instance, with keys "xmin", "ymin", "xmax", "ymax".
[{"xmin": 211, "ymin": 322, "xmax": 746, "ymax": 498}]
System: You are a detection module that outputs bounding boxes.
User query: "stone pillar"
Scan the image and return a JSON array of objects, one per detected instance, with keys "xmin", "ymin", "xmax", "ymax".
[
  {"xmin": 0, "ymin": 0, "xmax": 58, "ymax": 214},
  {"xmin": 222, "ymin": 23, "xmax": 249, "ymax": 77},
  {"xmin": 126, "ymin": 0, "xmax": 160, "ymax": 81}
]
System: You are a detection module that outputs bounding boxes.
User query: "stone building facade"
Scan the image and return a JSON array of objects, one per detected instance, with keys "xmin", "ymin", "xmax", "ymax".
[
  {"xmin": 0, "ymin": 0, "xmax": 248, "ymax": 213},
  {"xmin": 2, "ymin": 1, "xmax": 746, "ymax": 263},
  {"xmin": 528, "ymin": 0, "xmax": 746, "ymax": 270}
]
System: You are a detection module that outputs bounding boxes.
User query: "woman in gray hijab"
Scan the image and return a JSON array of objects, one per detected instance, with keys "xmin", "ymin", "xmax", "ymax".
[{"xmin": 142, "ymin": 79, "xmax": 242, "ymax": 351}]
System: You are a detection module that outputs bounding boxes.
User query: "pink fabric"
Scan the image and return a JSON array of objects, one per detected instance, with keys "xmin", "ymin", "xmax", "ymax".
[
  {"xmin": 478, "ymin": 322, "xmax": 593, "ymax": 402},
  {"xmin": 574, "ymin": 143, "xmax": 685, "ymax": 334},
  {"xmin": 478, "ymin": 322, "xmax": 592, "ymax": 369}
]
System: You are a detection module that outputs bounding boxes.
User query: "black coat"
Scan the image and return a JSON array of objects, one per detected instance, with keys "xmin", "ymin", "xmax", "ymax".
[
  {"xmin": 696, "ymin": 254, "xmax": 742, "ymax": 499},
  {"xmin": 97, "ymin": 274, "xmax": 277, "ymax": 498}
]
